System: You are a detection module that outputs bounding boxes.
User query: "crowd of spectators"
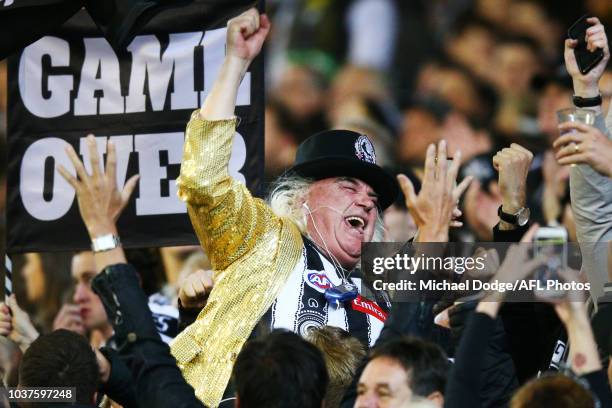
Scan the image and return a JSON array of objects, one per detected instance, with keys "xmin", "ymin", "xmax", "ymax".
[{"xmin": 1, "ymin": 0, "xmax": 612, "ymax": 407}]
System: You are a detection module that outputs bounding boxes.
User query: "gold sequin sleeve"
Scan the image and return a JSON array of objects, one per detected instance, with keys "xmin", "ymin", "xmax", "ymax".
[
  {"xmin": 176, "ymin": 111, "xmax": 278, "ymax": 271},
  {"xmin": 172, "ymin": 111, "xmax": 303, "ymax": 407}
]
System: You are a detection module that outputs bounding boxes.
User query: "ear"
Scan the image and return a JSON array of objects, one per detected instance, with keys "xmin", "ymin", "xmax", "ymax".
[{"xmin": 427, "ymin": 390, "xmax": 444, "ymax": 407}]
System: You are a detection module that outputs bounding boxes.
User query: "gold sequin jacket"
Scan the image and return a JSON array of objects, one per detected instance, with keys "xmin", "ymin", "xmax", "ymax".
[{"xmin": 170, "ymin": 112, "xmax": 303, "ymax": 407}]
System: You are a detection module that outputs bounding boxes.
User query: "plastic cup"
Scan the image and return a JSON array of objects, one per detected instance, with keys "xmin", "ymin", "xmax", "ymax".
[
  {"xmin": 556, "ymin": 108, "xmax": 596, "ymax": 134},
  {"xmin": 555, "ymin": 108, "xmax": 596, "ymax": 167}
]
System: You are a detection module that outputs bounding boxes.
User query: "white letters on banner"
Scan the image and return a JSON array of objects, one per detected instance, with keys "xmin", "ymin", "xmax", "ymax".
[
  {"xmin": 20, "ymin": 132, "xmax": 248, "ymax": 221},
  {"xmin": 18, "ymin": 28, "xmax": 251, "ymax": 117},
  {"xmin": 17, "ymin": 28, "xmax": 251, "ymax": 222},
  {"xmin": 20, "ymin": 138, "xmax": 76, "ymax": 221}
]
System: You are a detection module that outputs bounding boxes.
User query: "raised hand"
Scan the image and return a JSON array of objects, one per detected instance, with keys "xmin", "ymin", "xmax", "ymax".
[
  {"xmin": 3, "ymin": 295, "xmax": 40, "ymax": 351},
  {"xmin": 57, "ymin": 135, "xmax": 139, "ymax": 238},
  {"xmin": 178, "ymin": 269, "xmax": 215, "ymax": 310},
  {"xmin": 564, "ymin": 17, "xmax": 610, "ymax": 97},
  {"xmin": 226, "ymin": 8, "xmax": 271, "ymax": 62},
  {"xmin": 52, "ymin": 304, "xmax": 85, "ymax": 335},
  {"xmin": 397, "ymin": 140, "xmax": 472, "ymax": 242},
  {"xmin": 199, "ymin": 9, "xmax": 271, "ymax": 120},
  {"xmin": 492, "ymin": 143, "xmax": 533, "ymax": 215}
]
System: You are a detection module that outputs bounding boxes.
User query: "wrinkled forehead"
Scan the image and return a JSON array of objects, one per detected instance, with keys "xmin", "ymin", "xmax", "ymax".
[{"xmin": 310, "ymin": 176, "xmax": 376, "ymax": 193}]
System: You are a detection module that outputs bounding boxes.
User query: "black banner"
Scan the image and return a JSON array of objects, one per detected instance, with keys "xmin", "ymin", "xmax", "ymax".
[{"xmin": 7, "ymin": 2, "xmax": 264, "ymax": 252}]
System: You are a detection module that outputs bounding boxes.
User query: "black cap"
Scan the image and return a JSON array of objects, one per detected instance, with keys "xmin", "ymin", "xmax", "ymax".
[{"xmin": 287, "ymin": 129, "xmax": 399, "ymax": 210}]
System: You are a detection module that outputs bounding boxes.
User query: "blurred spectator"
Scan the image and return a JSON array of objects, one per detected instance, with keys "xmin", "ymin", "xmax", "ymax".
[
  {"xmin": 19, "ymin": 253, "xmax": 72, "ymax": 333},
  {"xmin": 63, "ymin": 251, "xmax": 112, "ymax": 341},
  {"xmin": 510, "ymin": 375, "xmax": 595, "ymax": 408},
  {"xmin": 383, "ymin": 169, "xmax": 420, "ymax": 243},
  {"xmin": 600, "ymin": 68, "xmax": 612, "ymax": 115},
  {"xmin": 463, "ymin": 179, "xmax": 503, "ymax": 241},
  {"xmin": 328, "ymin": 66, "xmax": 390, "ymax": 122},
  {"xmin": 158, "ymin": 246, "xmax": 202, "ymax": 288},
  {"xmin": 264, "ymin": 100, "xmax": 300, "ymax": 180},
  {"xmin": 505, "ymin": 1, "xmax": 562, "ymax": 62},
  {"xmin": 491, "ymin": 37, "xmax": 540, "ymax": 138},
  {"xmin": 442, "ymin": 111, "xmax": 494, "ymax": 165},
  {"xmin": 267, "ymin": 0, "xmax": 398, "ymax": 86},
  {"xmin": 305, "ymin": 326, "xmax": 366, "ymax": 408},
  {"xmin": 534, "ymin": 68, "xmax": 574, "ymax": 146},
  {"xmin": 273, "ymin": 63, "xmax": 328, "ymax": 126},
  {"xmin": 444, "ymin": 15, "xmax": 500, "ymax": 83},
  {"xmin": 397, "ymin": 98, "xmax": 449, "ymax": 166}
]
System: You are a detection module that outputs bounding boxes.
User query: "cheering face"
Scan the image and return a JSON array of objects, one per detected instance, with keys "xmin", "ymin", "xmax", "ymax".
[
  {"xmin": 71, "ymin": 252, "xmax": 108, "ymax": 331},
  {"xmin": 355, "ymin": 357, "xmax": 414, "ymax": 408},
  {"xmin": 305, "ymin": 177, "xmax": 378, "ymax": 270}
]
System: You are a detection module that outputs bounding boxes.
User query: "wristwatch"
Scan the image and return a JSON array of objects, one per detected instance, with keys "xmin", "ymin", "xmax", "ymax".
[
  {"xmin": 498, "ymin": 206, "xmax": 530, "ymax": 227},
  {"xmin": 91, "ymin": 234, "xmax": 122, "ymax": 253}
]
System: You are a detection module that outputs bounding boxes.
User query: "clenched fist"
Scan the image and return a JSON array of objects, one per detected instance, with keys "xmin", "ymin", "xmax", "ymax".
[
  {"xmin": 492, "ymin": 143, "xmax": 533, "ymax": 214},
  {"xmin": 226, "ymin": 8, "xmax": 270, "ymax": 62},
  {"xmin": 178, "ymin": 269, "xmax": 215, "ymax": 310}
]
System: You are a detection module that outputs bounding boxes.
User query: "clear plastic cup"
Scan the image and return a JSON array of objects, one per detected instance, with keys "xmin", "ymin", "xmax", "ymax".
[
  {"xmin": 555, "ymin": 108, "xmax": 596, "ymax": 167},
  {"xmin": 556, "ymin": 108, "xmax": 596, "ymax": 134}
]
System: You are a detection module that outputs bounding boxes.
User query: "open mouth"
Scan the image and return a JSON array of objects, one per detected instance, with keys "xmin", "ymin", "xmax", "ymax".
[{"xmin": 345, "ymin": 215, "xmax": 366, "ymax": 231}]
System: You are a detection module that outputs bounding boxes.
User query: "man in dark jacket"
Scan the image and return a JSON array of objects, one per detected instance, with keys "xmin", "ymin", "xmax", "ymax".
[{"xmin": 18, "ymin": 329, "xmax": 99, "ymax": 407}]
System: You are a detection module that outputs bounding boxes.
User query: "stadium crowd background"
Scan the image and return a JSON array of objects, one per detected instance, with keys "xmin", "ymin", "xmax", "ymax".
[{"xmin": 0, "ymin": 0, "xmax": 611, "ymax": 407}]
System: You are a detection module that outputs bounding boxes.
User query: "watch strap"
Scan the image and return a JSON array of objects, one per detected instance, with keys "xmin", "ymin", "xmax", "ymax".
[
  {"xmin": 573, "ymin": 94, "xmax": 602, "ymax": 108},
  {"xmin": 498, "ymin": 205, "xmax": 518, "ymax": 225}
]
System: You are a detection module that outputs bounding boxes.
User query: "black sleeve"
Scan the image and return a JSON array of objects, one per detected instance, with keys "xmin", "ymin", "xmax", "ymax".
[
  {"xmin": 582, "ymin": 369, "xmax": 612, "ymax": 407},
  {"xmin": 492, "ymin": 223, "xmax": 530, "ymax": 243},
  {"xmin": 178, "ymin": 299, "xmax": 201, "ymax": 333},
  {"xmin": 92, "ymin": 263, "xmax": 206, "ymax": 408},
  {"xmin": 98, "ymin": 347, "xmax": 138, "ymax": 408},
  {"xmin": 449, "ymin": 303, "xmax": 518, "ymax": 407},
  {"xmin": 444, "ymin": 312, "xmax": 497, "ymax": 408}
]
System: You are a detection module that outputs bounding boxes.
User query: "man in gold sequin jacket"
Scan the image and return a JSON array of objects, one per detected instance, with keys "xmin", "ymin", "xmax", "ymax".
[{"xmin": 169, "ymin": 8, "xmax": 469, "ymax": 407}]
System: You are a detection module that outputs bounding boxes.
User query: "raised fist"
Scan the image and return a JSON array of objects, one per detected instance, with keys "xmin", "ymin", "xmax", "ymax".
[{"xmin": 226, "ymin": 8, "xmax": 271, "ymax": 62}]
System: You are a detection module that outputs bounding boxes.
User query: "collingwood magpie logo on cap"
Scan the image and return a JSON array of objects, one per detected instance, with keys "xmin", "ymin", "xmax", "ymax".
[{"xmin": 355, "ymin": 135, "xmax": 376, "ymax": 164}]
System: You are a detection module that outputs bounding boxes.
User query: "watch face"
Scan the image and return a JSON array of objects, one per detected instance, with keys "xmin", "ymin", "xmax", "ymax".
[{"xmin": 517, "ymin": 207, "xmax": 531, "ymax": 226}]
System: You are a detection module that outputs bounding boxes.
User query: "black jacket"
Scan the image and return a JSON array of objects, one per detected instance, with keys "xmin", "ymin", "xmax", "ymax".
[
  {"xmin": 448, "ymin": 302, "xmax": 518, "ymax": 407},
  {"xmin": 92, "ymin": 263, "xmax": 206, "ymax": 408},
  {"xmin": 493, "ymin": 223, "xmax": 565, "ymax": 384}
]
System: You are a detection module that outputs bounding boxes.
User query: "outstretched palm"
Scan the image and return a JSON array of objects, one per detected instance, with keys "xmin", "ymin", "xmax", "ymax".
[{"xmin": 58, "ymin": 135, "xmax": 139, "ymax": 236}]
